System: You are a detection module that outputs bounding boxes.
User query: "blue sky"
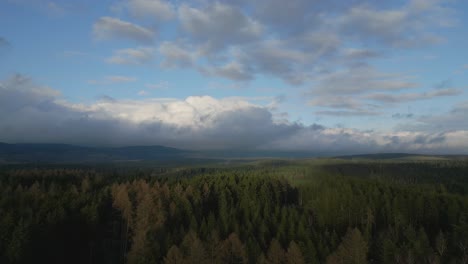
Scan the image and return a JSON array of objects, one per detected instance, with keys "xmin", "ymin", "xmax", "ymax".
[{"xmin": 0, "ymin": 0, "xmax": 467, "ymax": 153}]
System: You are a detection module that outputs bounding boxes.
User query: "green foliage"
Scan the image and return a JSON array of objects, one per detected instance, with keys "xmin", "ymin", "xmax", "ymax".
[
  {"xmin": 326, "ymin": 228, "xmax": 368, "ymax": 264},
  {"xmin": 0, "ymin": 159, "xmax": 467, "ymax": 263}
]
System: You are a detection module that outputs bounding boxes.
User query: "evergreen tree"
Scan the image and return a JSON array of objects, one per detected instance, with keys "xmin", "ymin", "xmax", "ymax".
[
  {"xmin": 286, "ymin": 241, "xmax": 305, "ymax": 264},
  {"xmin": 435, "ymin": 231, "xmax": 446, "ymax": 257},
  {"xmin": 266, "ymin": 238, "xmax": 285, "ymax": 264},
  {"xmin": 219, "ymin": 233, "xmax": 248, "ymax": 264},
  {"xmin": 181, "ymin": 231, "xmax": 207, "ymax": 264},
  {"xmin": 164, "ymin": 245, "xmax": 184, "ymax": 264},
  {"xmin": 326, "ymin": 228, "xmax": 368, "ymax": 264}
]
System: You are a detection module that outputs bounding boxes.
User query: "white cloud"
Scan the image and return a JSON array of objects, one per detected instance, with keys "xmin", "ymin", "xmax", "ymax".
[
  {"xmin": 1, "ymin": 74, "xmax": 468, "ymax": 154},
  {"xmin": 78, "ymin": 95, "xmax": 258, "ymax": 126},
  {"xmin": 401, "ymin": 101, "xmax": 468, "ymax": 132},
  {"xmin": 158, "ymin": 41, "xmax": 197, "ymax": 68},
  {"xmin": 178, "ymin": 2, "xmax": 262, "ymax": 52},
  {"xmin": 211, "ymin": 61, "xmax": 254, "ymax": 81},
  {"xmin": 335, "ymin": 0, "xmax": 454, "ymax": 47},
  {"xmin": 150, "ymin": 0, "xmax": 454, "ymax": 84},
  {"xmin": 0, "ymin": 75, "xmax": 297, "ymax": 149},
  {"xmin": 106, "ymin": 47, "xmax": 154, "ymax": 65},
  {"xmin": 238, "ymin": 40, "xmax": 312, "ymax": 85},
  {"xmin": 126, "ymin": 0, "xmax": 175, "ymax": 20},
  {"xmin": 311, "ymin": 65, "xmax": 417, "ymax": 95},
  {"xmin": 307, "ymin": 65, "xmax": 461, "ymax": 115},
  {"xmin": 99, "ymin": 0, "xmax": 450, "ymax": 87},
  {"xmin": 269, "ymin": 127, "xmax": 468, "ymax": 154},
  {"xmin": 93, "ymin": 17, "xmax": 154, "ymax": 43}
]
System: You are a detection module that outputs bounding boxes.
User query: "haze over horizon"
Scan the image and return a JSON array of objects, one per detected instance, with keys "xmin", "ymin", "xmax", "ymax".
[{"xmin": 1, "ymin": 0, "xmax": 468, "ymax": 154}]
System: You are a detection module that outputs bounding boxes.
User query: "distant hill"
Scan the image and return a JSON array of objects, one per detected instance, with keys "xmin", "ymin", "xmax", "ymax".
[
  {"xmin": 334, "ymin": 153, "xmax": 467, "ymax": 160},
  {"xmin": 0, "ymin": 143, "xmax": 189, "ymax": 163},
  {"xmin": 1, "ymin": 143, "xmax": 466, "ymax": 164}
]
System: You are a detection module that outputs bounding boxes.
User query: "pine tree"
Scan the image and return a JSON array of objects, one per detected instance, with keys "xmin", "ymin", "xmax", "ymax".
[
  {"xmin": 6, "ymin": 218, "xmax": 30, "ymax": 263},
  {"xmin": 286, "ymin": 241, "xmax": 305, "ymax": 264},
  {"xmin": 219, "ymin": 233, "xmax": 248, "ymax": 264},
  {"xmin": 181, "ymin": 230, "xmax": 207, "ymax": 264},
  {"xmin": 164, "ymin": 245, "xmax": 184, "ymax": 264},
  {"xmin": 266, "ymin": 238, "xmax": 285, "ymax": 264},
  {"xmin": 326, "ymin": 228, "xmax": 368, "ymax": 264},
  {"xmin": 435, "ymin": 231, "xmax": 446, "ymax": 257},
  {"xmin": 111, "ymin": 184, "xmax": 133, "ymax": 263}
]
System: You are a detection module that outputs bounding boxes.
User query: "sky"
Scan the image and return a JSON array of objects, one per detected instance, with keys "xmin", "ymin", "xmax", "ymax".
[{"xmin": 0, "ymin": 0, "xmax": 467, "ymax": 154}]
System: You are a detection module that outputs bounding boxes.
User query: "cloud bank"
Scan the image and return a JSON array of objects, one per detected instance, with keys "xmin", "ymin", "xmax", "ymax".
[
  {"xmin": 1, "ymin": 75, "xmax": 467, "ymax": 154},
  {"xmin": 94, "ymin": 0, "xmax": 460, "ymax": 118}
]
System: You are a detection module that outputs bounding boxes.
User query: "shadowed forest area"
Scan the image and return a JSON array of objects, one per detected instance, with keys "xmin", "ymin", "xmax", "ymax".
[{"xmin": 1, "ymin": 159, "xmax": 468, "ymax": 263}]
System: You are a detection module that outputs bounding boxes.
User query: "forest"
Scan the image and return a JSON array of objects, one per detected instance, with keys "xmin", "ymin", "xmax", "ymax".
[{"xmin": 0, "ymin": 158, "xmax": 468, "ymax": 264}]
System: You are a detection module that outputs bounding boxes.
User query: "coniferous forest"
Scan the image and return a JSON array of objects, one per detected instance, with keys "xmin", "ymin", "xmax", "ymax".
[{"xmin": 1, "ymin": 159, "xmax": 468, "ymax": 264}]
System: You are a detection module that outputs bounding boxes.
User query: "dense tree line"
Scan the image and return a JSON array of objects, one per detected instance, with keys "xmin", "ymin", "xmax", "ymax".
[{"xmin": 0, "ymin": 160, "xmax": 467, "ymax": 263}]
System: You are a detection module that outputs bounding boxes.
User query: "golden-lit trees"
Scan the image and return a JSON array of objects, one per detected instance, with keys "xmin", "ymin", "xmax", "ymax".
[
  {"xmin": 219, "ymin": 233, "xmax": 248, "ymax": 264},
  {"xmin": 266, "ymin": 238, "xmax": 285, "ymax": 264},
  {"xmin": 286, "ymin": 241, "xmax": 305, "ymax": 264},
  {"xmin": 326, "ymin": 228, "xmax": 368, "ymax": 264},
  {"xmin": 164, "ymin": 245, "xmax": 184, "ymax": 264}
]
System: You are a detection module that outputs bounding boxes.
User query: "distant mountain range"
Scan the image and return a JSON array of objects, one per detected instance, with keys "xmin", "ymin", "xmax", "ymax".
[
  {"xmin": 0, "ymin": 143, "xmax": 322, "ymax": 163},
  {"xmin": 0, "ymin": 143, "xmax": 466, "ymax": 164},
  {"xmin": 0, "ymin": 143, "xmax": 188, "ymax": 163}
]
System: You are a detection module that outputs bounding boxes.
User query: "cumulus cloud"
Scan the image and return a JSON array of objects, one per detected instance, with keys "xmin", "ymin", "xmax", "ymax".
[
  {"xmin": 93, "ymin": 17, "xmax": 154, "ymax": 43},
  {"xmin": 329, "ymin": 0, "xmax": 455, "ymax": 48},
  {"xmin": 137, "ymin": 0, "xmax": 454, "ymax": 85},
  {"xmin": 308, "ymin": 66, "xmax": 461, "ymax": 116},
  {"xmin": 0, "ymin": 75, "xmax": 298, "ymax": 149},
  {"xmin": 178, "ymin": 2, "xmax": 262, "ymax": 52},
  {"xmin": 210, "ymin": 61, "xmax": 254, "ymax": 81},
  {"xmin": 402, "ymin": 101, "xmax": 468, "ymax": 132},
  {"xmin": 158, "ymin": 41, "xmax": 197, "ymax": 68},
  {"xmin": 1, "ymin": 75, "xmax": 467, "ymax": 154},
  {"xmin": 126, "ymin": 0, "xmax": 175, "ymax": 20},
  {"xmin": 107, "ymin": 47, "xmax": 154, "ymax": 65},
  {"xmin": 269, "ymin": 127, "xmax": 468, "ymax": 155},
  {"xmin": 307, "ymin": 65, "xmax": 419, "ymax": 115},
  {"xmin": 235, "ymin": 40, "xmax": 314, "ymax": 84}
]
